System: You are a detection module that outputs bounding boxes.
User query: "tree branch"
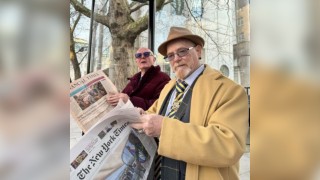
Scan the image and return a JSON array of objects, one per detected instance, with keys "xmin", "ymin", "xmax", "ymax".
[
  {"xmin": 130, "ymin": 2, "xmax": 148, "ymax": 14},
  {"xmin": 129, "ymin": 1, "xmax": 138, "ymax": 8},
  {"xmin": 184, "ymin": 0, "xmax": 221, "ymax": 56},
  {"xmin": 155, "ymin": 0, "xmax": 166, "ymax": 10},
  {"xmin": 130, "ymin": 0, "xmax": 170, "ymax": 14},
  {"xmin": 78, "ymin": 53, "xmax": 88, "ymax": 65},
  {"xmin": 125, "ymin": 15, "xmax": 149, "ymax": 38},
  {"xmin": 126, "ymin": 0, "xmax": 169, "ymax": 37},
  {"xmin": 163, "ymin": 0, "xmax": 173, "ymax": 7},
  {"xmin": 71, "ymin": 13, "xmax": 81, "ymax": 34},
  {"xmin": 70, "ymin": 0, "xmax": 110, "ymax": 27}
]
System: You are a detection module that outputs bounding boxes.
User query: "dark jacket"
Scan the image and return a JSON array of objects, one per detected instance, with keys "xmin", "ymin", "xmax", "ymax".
[{"xmin": 122, "ymin": 65, "xmax": 170, "ymax": 110}]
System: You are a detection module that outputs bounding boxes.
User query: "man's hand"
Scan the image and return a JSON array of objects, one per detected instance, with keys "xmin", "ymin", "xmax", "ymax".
[
  {"xmin": 130, "ymin": 114, "xmax": 164, "ymax": 137},
  {"xmin": 106, "ymin": 93, "xmax": 129, "ymax": 106},
  {"xmin": 136, "ymin": 107, "xmax": 146, "ymax": 115}
]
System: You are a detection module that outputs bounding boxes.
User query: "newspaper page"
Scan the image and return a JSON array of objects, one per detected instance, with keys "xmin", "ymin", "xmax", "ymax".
[
  {"xmin": 70, "ymin": 70, "xmax": 118, "ymax": 132},
  {"xmin": 70, "ymin": 101, "xmax": 157, "ymax": 180}
]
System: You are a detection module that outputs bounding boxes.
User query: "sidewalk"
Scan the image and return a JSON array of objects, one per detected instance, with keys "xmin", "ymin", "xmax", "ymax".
[
  {"xmin": 70, "ymin": 116, "xmax": 82, "ymax": 148},
  {"xmin": 240, "ymin": 145, "xmax": 250, "ymax": 180}
]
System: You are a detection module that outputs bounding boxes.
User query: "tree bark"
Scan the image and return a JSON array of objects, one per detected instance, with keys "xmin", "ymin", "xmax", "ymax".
[
  {"xmin": 90, "ymin": 21, "xmax": 98, "ymax": 73},
  {"xmin": 97, "ymin": 1, "xmax": 108, "ymax": 71},
  {"xmin": 97, "ymin": 23, "xmax": 104, "ymax": 71},
  {"xmin": 109, "ymin": 37, "xmax": 135, "ymax": 90},
  {"xmin": 70, "ymin": 0, "xmax": 167, "ymax": 90},
  {"xmin": 70, "ymin": 27, "xmax": 82, "ymax": 80}
]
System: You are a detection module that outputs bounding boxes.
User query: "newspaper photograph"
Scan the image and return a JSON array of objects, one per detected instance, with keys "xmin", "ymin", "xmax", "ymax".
[
  {"xmin": 70, "ymin": 70, "xmax": 118, "ymax": 132},
  {"xmin": 70, "ymin": 101, "xmax": 157, "ymax": 180}
]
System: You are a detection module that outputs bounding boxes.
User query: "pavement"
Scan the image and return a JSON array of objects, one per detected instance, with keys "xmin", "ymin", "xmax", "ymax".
[
  {"xmin": 240, "ymin": 145, "xmax": 250, "ymax": 180},
  {"xmin": 70, "ymin": 116, "xmax": 82, "ymax": 148}
]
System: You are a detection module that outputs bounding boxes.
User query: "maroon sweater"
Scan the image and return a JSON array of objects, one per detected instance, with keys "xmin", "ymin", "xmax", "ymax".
[{"xmin": 122, "ymin": 65, "xmax": 170, "ymax": 110}]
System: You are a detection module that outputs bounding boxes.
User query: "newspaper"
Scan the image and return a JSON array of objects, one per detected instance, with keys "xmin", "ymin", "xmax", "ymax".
[
  {"xmin": 70, "ymin": 101, "xmax": 157, "ymax": 180},
  {"xmin": 70, "ymin": 70, "xmax": 118, "ymax": 132},
  {"xmin": 70, "ymin": 71, "xmax": 157, "ymax": 180}
]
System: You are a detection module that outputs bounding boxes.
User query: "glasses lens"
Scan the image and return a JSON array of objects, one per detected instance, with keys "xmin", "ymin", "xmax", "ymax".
[
  {"xmin": 164, "ymin": 47, "xmax": 193, "ymax": 61},
  {"xmin": 135, "ymin": 52, "xmax": 152, "ymax": 58},
  {"xmin": 143, "ymin": 52, "xmax": 151, "ymax": 57},
  {"xmin": 177, "ymin": 49, "xmax": 188, "ymax": 57},
  {"xmin": 135, "ymin": 53, "xmax": 142, "ymax": 58},
  {"xmin": 166, "ymin": 54, "xmax": 175, "ymax": 61}
]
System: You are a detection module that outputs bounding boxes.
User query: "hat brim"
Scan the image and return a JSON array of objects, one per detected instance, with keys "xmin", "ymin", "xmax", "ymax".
[{"xmin": 158, "ymin": 35, "xmax": 205, "ymax": 56}]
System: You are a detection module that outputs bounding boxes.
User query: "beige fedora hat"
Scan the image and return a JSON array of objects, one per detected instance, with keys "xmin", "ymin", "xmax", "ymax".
[{"xmin": 158, "ymin": 26, "xmax": 205, "ymax": 56}]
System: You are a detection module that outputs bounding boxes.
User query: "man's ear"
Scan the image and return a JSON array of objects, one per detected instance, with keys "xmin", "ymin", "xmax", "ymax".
[{"xmin": 195, "ymin": 45, "xmax": 202, "ymax": 57}]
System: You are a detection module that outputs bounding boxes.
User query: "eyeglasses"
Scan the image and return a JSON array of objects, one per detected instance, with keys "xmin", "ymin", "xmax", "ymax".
[
  {"xmin": 135, "ymin": 51, "xmax": 153, "ymax": 59},
  {"xmin": 164, "ymin": 47, "xmax": 194, "ymax": 62}
]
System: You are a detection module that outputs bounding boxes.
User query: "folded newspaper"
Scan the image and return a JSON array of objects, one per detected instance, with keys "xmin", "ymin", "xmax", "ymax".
[
  {"xmin": 70, "ymin": 71, "xmax": 157, "ymax": 180},
  {"xmin": 70, "ymin": 70, "xmax": 118, "ymax": 132}
]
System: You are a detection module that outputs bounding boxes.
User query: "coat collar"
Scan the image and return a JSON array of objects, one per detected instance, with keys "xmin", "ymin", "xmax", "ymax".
[
  {"xmin": 157, "ymin": 64, "xmax": 223, "ymax": 115},
  {"xmin": 129, "ymin": 65, "xmax": 160, "ymax": 81},
  {"xmin": 165, "ymin": 64, "xmax": 223, "ymax": 89}
]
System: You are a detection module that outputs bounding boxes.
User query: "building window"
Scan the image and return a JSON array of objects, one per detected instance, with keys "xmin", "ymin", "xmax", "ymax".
[
  {"xmin": 237, "ymin": 32, "xmax": 245, "ymax": 42},
  {"xmin": 220, "ymin": 65, "xmax": 230, "ymax": 77},
  {"xmin": 171, "ymin": 0, "xmax": 184, "ymax": 15},
  {"xmin": 237, "ymin": 17, "xmax": 244, "ymax": 26}
]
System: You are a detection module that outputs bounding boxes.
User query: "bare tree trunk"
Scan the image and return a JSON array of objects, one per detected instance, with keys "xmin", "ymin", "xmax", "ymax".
[
  {"xmin": 90, "ymin": 21, "xmax": 98, "ymax": 73},
  {"xmin": 180, "ymin": 0, "xmax": 184, "ymax": 14},
  {"xmin": 70, "ymin": 28, "xmax": 81, "ymax": 80},
  {"xmin": 109, "ymin": 37, "xmax": 134, "ymax": 91},
  {"xmin": 175, "ymin": 0, "xmax": 184, "ymax": 15},
  {"xmin": 127, "ymin": 46, "xmax": 137, "ymax": 78},
  {"xmin": 70, "ymin": 0, "xmax": 167, "ymax": 89},
  {"xmin": 97, "ymin": 24, "xmax": 104, "ymax": 70},
  {"xmin": 97, "ymin": 1, "xmax": 108, "ymax": 71}
]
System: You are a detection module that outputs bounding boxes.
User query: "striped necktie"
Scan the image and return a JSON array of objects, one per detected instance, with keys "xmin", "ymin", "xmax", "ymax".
[
  {"xmin": 167, "ymin": 80, "xmax": 188, "ymax": 118},
  {"xmin": 154, "ymin": 80, "xmax": 188, "ymax": 180}
]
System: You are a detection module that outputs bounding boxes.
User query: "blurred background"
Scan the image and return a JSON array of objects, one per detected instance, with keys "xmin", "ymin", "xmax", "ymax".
[
  {"xmin": 251, "ymin": 0, "xmax": 320, "ymax": 179},
  {"xmin": 0, "ymin": 0, "xmax": 69, "ymax": 179}
]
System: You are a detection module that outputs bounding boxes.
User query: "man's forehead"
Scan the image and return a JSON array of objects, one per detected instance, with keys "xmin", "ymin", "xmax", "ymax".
[{"xmin": 137, "ymin": 48, "xmax": 150, "ymax": 52}]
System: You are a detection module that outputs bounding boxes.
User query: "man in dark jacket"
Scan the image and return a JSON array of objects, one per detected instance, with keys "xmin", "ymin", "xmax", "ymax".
[{"xmin": 107, "ymin": 47, "xmax": 170, "ymax": 110}]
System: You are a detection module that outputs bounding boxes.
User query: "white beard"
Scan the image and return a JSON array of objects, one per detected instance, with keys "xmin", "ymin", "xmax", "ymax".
[{"xmin": 175, "ymin": 67, "xmax": 191, "ymax": 80}]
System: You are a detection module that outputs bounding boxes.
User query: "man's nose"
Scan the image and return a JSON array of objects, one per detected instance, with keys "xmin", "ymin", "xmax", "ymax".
[{"xmin": 171, "ymin": 54, "xmax": 181, "ymax": 62}]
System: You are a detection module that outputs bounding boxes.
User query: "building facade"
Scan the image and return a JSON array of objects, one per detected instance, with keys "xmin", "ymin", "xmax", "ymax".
[{"xmin": 233, "ymin": 0, "xmax": 250, "ymax": 87}]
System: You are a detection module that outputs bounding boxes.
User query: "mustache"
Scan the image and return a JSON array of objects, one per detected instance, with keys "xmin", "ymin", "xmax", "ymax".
[{"xmin": 174, "ymin": 63, "xmax": 184, "ymax": 69}]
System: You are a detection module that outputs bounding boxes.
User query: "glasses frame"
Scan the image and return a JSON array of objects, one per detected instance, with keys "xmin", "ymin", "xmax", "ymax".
[
  {"xmin": 135, "ymin": 51, "xmax": 153, "ymax": 59},
  {"xmin": 164, "ymin": 46, "xmax": 195, "ymax": 62}
]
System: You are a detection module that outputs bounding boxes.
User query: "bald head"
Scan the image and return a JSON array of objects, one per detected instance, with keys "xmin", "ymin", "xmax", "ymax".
[{"xmin": 135, "ymin": 47, "xmax": 156, "ymax": 75}]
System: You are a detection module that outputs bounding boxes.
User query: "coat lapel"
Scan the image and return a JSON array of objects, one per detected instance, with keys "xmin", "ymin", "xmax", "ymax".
[
  {"xmin": 190, "ymin": 66, "xmax": 223, "ymax": 126},
  {"xmin": 155, "ymin": 65, "xmax": 224, "ymax": 124}
]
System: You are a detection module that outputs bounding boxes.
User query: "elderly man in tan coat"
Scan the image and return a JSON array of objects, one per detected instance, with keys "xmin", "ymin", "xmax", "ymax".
[{"xmin": 131, "ymin": 26, "xmax": 248, "ymax": 180}]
